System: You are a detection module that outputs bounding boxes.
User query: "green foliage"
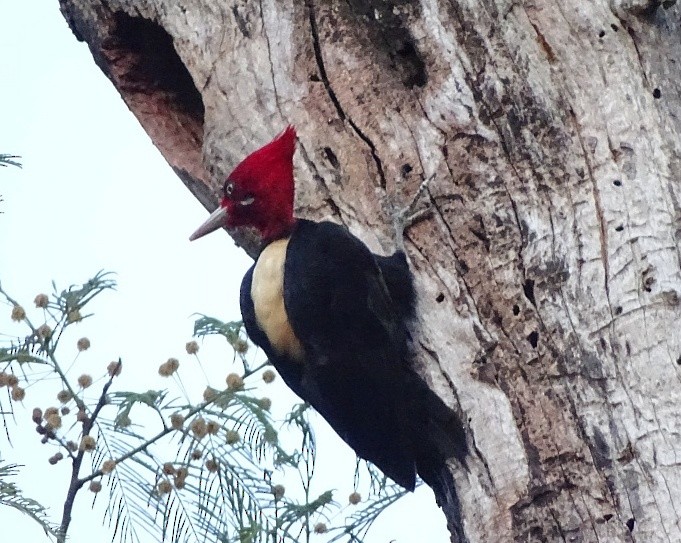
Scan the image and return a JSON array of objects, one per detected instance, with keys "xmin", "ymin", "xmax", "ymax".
[
  {"xmin": 0, "ymin": 154, "xmax": 21, "ymax": 168},
  {"xmin": 0, "ymin": 461, "xmax": 59, "ymax": 536},
  {"xmin": 0, "ymin": 272, "xmax": 407, "ymax": 543}
]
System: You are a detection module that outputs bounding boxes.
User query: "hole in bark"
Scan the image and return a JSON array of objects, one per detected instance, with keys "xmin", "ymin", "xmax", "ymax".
[
  {"xmin": 309, "ymin": 73, "xmax": 321, "ymax": 82},
  {"xmin": 527, "ymin": 331, "xmax": 539, "ymax": 348},
  {"xmin": 394, "ymin": 40, "xmax": 427, "ymax": 87},
  {"xmin": 401, "ymin": 163, "xmax": 413, "ymax": 176},
  {"xmin": 436, "ymin": 293, "xmax": 445, "ymax": 303},
  {"xmin": 323, "ymin": 147, "xmax": 340, "ymax": 169},
  {"xmin": 523, "ymin": 279, "xmax": 536, "ymax": 307},
  {"xmin": 653, "ymin": 88, "xmax": 661, "ymax": 99},
  {"xmin": 615, "ymin": 225, "xmax": 624, "ymax": 232},
  {"xmin": 613, "ymin": 180, "xmax": 622, "ymax": 187},
  {"xmin": 343, "ymin": 1, "xmax": 427, "ymax": 88},
  {"xmin": 611, "ymin": 24, "xmax": 619, "ymax": 31},
  {"xmin": 512, "ymin": 304, "xmax": 520, "ymax": 316},
  {"xmin": 615, "ymin": 306, "xmax": 623, "ymax": 315},
  {"xmin": 598, "ymin": 30, "xmax": 606, "ymax": 38},
  {"xmin": 603, "ymin": 513, "xmax": 613, "ymax": 521},
  {"xmin": 458, "ymin": 259, "xmax": 469, "ymax": 274},
  {"xmin": 104, "ymin": 13, "xmax": 205, "ymax": 188},
  {"xmin": 676, "ymin": 355, "xmax": 681, "ymax": 365},
  {"xmin": 626, "ymin": 518, "xmax": 635, "ymax": 532}
]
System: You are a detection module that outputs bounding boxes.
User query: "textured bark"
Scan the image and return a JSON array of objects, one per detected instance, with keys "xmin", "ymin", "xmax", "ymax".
[{"xmin": 57, "ymin": 0, "xmax": 681, "ymax": 541}]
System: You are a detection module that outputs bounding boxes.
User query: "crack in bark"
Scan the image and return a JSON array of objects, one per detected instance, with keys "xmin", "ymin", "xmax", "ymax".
[
  {"xmin": 305, "ymin": 0, "xmax": 387, "ymax": 189},
  {"xmin": 569, "ymin": 110, "xmax": 614, "ymax": 316},
  {"xmin": 296, "ymin": 141, "xmax": 347, "ymax": 225},
  {"xmin": 258, "ymin": 0, "xmax": 282, "ymax": 115}
]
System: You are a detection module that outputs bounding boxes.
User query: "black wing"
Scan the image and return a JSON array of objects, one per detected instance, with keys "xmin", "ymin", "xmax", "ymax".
[{"xmin": 283, "ymin": 220, "xmax": 417, "ymax": 489}]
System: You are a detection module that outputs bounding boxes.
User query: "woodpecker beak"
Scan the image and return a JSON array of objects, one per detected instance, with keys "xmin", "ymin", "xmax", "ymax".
[{"xmin": 189, "ymin": 206, "xmax": 227, "ymax": 241}]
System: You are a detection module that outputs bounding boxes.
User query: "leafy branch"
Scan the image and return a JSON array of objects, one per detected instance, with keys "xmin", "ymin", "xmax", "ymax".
[{"xmin": 0, "ymin": 272, "xmax": 407, "ymax": 543}]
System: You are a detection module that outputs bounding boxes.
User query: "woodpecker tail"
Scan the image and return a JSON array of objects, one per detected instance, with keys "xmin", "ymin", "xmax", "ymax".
[{"xmin": 409, "ymin": 372, "xmax": 469, "ymax": 542}]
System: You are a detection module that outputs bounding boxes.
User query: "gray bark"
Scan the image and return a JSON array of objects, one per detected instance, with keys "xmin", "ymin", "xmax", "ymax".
[{"xmin": 57, "ymin": 0, "xmax": 681, "ymax": 540}]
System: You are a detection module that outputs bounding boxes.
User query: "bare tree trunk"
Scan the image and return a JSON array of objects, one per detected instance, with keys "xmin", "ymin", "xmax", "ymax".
[{"xmin": 57, "ymin": 0, "xmax": 681, "ymax": 540}]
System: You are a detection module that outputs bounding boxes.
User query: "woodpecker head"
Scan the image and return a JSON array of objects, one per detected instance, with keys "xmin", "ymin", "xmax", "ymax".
[{"xmin": 190, "ymin": 126, "xmax": 297, "ymax": 242}]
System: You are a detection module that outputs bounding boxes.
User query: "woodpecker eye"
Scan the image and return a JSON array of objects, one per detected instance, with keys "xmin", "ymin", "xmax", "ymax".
[{"xmin": 223, "ymin": 181, "xmax": 235, "ymax": 198}]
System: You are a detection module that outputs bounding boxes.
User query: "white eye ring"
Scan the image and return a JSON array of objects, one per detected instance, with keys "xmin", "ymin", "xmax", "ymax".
[
  {"xmin": 240, "ymin": 196, "xmax": 255, "ymax": 206},
  {"xmin": 224, "ymin": 182, "xmax": 235, "ymax": 197}
]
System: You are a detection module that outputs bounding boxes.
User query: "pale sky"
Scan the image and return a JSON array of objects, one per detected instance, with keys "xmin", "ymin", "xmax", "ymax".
[{"xmin": 0, "ymin": 2, "xmax": 448, "ymax": 542}]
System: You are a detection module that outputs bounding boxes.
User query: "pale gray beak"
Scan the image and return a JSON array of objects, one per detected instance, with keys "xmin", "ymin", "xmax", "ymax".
[{"xmin": 189, "ymin": 206, "xmax": 228, "ymax": 241}]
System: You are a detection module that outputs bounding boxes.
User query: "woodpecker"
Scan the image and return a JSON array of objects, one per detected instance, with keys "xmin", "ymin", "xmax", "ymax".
[{"xmin": 190, "ymin": 126, "xmax": 467, "ymax": 494}]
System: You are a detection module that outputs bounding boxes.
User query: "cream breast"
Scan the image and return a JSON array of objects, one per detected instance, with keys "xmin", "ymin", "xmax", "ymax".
[{"xmin": 251, "ymin": 238, "xmax": 304, "ymax": 361}]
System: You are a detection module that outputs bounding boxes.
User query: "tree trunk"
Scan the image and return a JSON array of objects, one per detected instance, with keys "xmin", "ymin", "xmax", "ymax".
[{"xmin": 57, "ymin": 0, "xmax": 681, "ymax": 540}]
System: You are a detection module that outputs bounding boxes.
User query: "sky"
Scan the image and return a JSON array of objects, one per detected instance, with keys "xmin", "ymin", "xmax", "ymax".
[{"xmin": 0, "ymin": 2, "xmax": 448, "ymax": 542}]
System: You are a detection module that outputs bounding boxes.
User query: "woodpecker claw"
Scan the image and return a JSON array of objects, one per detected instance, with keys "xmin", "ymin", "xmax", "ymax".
[{"xmin": 391, "ymin": 174, "xmax": 435, "ymax": 253}]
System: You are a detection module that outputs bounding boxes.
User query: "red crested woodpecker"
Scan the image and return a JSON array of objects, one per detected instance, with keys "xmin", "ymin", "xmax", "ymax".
[{"xmin": 190, "ymin": 126, "xmax": 467, "ymax": 495}]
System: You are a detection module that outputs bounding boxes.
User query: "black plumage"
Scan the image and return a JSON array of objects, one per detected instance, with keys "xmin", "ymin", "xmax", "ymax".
[{"xmin": 240, "ymin": 219, "xmax": 467, "ymax": 491}]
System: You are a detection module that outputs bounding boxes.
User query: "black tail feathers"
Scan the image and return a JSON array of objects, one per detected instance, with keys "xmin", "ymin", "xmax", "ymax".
[{"xmin": 408, "ymin": 372, "xmax": 469, "ymax": 540}]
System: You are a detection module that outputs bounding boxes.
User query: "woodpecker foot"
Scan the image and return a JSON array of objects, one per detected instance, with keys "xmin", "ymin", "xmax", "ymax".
[{"xmin": 391, "ymin": 174, "xmax": 435, "ymax": 253}]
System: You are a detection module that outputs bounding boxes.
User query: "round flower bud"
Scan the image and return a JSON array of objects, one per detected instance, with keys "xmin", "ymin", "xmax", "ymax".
[
  {"xmin": 157, "ymin": 480, "xmax": 172, "ymax": 495},
  {"xmin": 48, "ymin": 453, "xmax": 64, "ymax": 465},
  {"xmin": 262, "ymin": 369, "xmax": 276, "ymax": 384},
  {"xmin": 80, "ymin": 435, "xmax": 96, "ymax": 452},
  {"xmin": 89, "ymin": 481, "xmax": 102, "ymax": 493},
  {"xmin": 11, "ymin": 305, "xmax": 26, "ymax": 322},
  {"xmin": 225, "ymin": 430, "xmax": 240, "ymax": 445},
  {"xmin": 77, "ymin": 337, "xmax": 91, "ymax": 351},
  {"xmin": 101, "ymin": 460, "xmax": 116, "ymax": 474},
  {"xmin": 314, "ymin": 523, "xmax": 327, "ymax": 534},
  {"xmin": 0, "ymin": 373, "xmax": 8, "ymax": 387},
  {"xmin": 226, "ymin": 373, "xmax": 244, "ymax": 391},
  {"xmin": 34, "ymin": 294, "xmax": 49, "ymax": 308},
  {"xmin": 258, "ymin": 397, "xmax": 272, "ymax": 411},
  {"xmin": 185, "ymin": 341, "xmax": 199, "ymax": 355},
  {"xmin": 37, "ymin": 324, "xmax": 52, "ymax": 339},
  {"xmin": 203, "ymin": 387, "xmax": 218, "ymax": 402},
  {"xmin": 206, "ymin": 420, "xmax": 220, "ymax": 435},
  {"xmin": 61, "ymin": 407, "xmax": 70, "ymax": 416},
  {"xmin": 170, "ymin": 413, "xmax": 184, "ymax": 430},
  {"xmin": 66, "ymin": 441, "xmax": 78, "ymax": 452},
  {"xmin": 174, "ymin": 467, "xmax": 188, "ymax": 489},
  {"xmin": 234, "ymin": 339, "xmax": 249, "ymax": 354},
  {"xmin": 44, "ymin": 407, "xmax": 59, "ymax": 419},
  {"xmin": 205, "ymin": 459, "xmax": 219, "ymax": 473},
  {"xmin": 107, "ymin": 361, "xmax": 122, "ymax": 377},
  {"xmin": 6, "ymin": 374, "xmax": 19, "ymax": 387},
  {"xmin": 349, "ymin": 492, "xmax": 362, "ymax": 505},
  {"xmin": 76, "ymin": 409, "xmax": 88, "ymax": 423},
  {"xmin": 158, "ymin": 358, "xmax": 180, "ymax": 377},
  {"xmin": 67, "ymin": 310, "xmax": 82, "ymax": 323},
  {"xmin": 11, "ymin": 386, "xmax": 25, "ymax": 402},
  {"xmin": 190, "ymin": 417, "xmax": 207, "ymax": 439},
  {"xmin": 272, "ymin": 484, "xmax": 285, "ymax": 501},
  {"xmin": 32, "ymin": 408, "xmax": 43, "ymax": 424},
  {"xmin": 45, "ymin": 414, "xmax": 62, "ymax": 430},
  {"xmin": 77, "ymin": 374, "xmax": 93, "ymax": 388},
  {"xmin": 162, "ymin": 462, "xmax": 176, "ymax": 475},
  {"xmin": 190, "ymin": 449, "xmax": 202, "ymax": 460},
  {"xmin": 57, "ymin": 390, "xmax": 72, "ymax": 404}
]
